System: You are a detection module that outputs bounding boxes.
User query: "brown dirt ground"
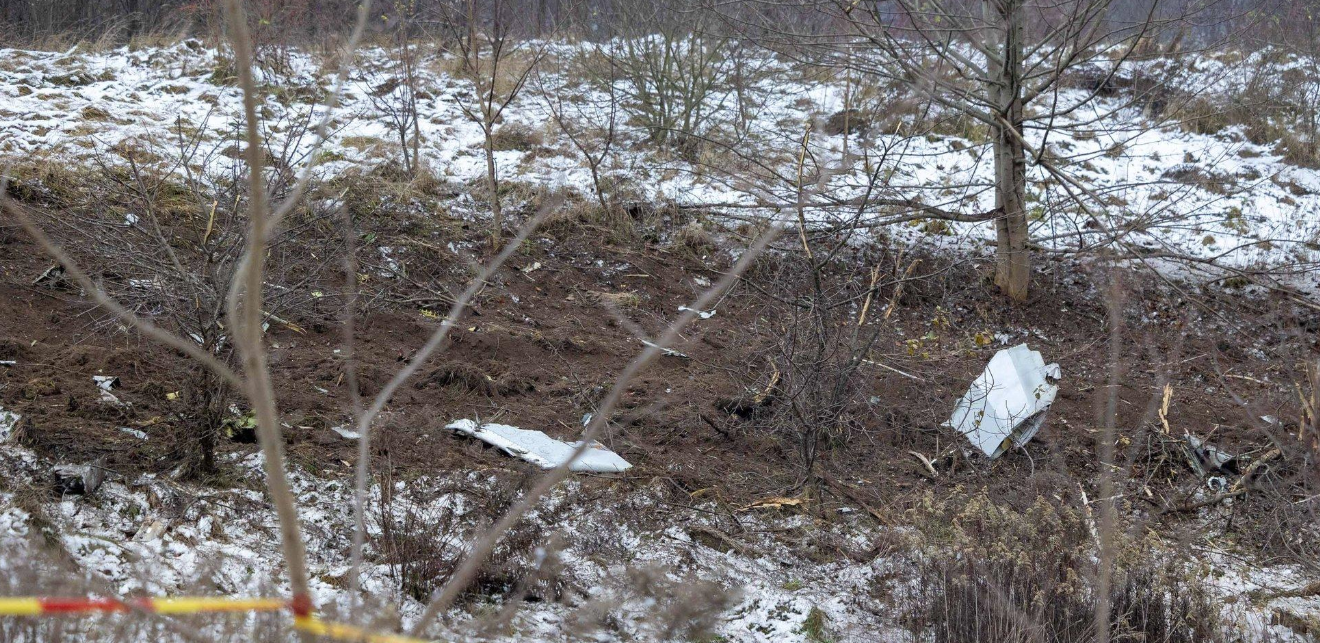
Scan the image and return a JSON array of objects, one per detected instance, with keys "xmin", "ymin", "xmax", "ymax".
[{"xmin": 0, "ymin": 207, "xmax": 1313, "ymax": 560}]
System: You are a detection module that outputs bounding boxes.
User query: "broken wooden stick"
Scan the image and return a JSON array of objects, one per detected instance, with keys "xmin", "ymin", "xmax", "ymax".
[{"xmin": 908, "ymin": 450, "xmax": 938, "ymax": 478}]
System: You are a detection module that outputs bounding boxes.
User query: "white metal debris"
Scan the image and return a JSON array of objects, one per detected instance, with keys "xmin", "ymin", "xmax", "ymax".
[
  {"xmin": 1184, "ymin": 434, "xmax": 1238, "ymax": 478},
  {"xmin": 53, "ymin": 457, "xmax": 107, "ymax": 495},
  {"xmin": 445, "ymin": 419, "xmax": 632, "ymax": 473},
  {"xmin": 119, "ymin": 427, "xmax": 148, "ymax": 440},
  {"xmin": 93, "ymin": 375, "xmax": 124, "ymax": 406},
  {"xmin": 330, "ymin": 425, "xmax": 361, "ymax": 440},
  {"xmin": 678, "ymin": 305, "xmax": 716, "ymax": 319},
  {"xmin": 949, "ymin": 344, "xmax": 1060, "ymax": 459},
  {"xmin": 640, "ymin": 339, "xmax": 689, "ymax": 358},
  {"xmin": 0, "ymin": 408, "xmax": 20, "ymax": 441}
]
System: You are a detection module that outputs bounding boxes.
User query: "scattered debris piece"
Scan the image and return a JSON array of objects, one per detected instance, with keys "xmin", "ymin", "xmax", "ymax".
[
  {"xmin": 330, "ymin": 425, "xmax": 361, "ymax": 440},
  {"xmin": 717, "ymin": 362, "xmax": 781, "ymax": 419},
  {"xmin": 53, "ymin": 457, "xmax": 108, "ymax": 495},
  {"xmin": 0, "ymin": 360, "xmax": 15, "ymax": 366},
  {"xmin": 678, "ymin": 305, "xmax": 715, "ymax": 319},
  {"xmin": 1184, "ymin": 434, "xmax": 1239, "ymax": 478},
  {"xmin": 521, "ymin": 261, "xmax": 542, "ymax": 275},
  {"xmin": 1231, "ymin": 448, "xmax": 1279, "ymax": 493},
  {"xmin": 128, "ymin": 277, "xmax": 163, "ymax": 291},
  {"xmin": 118, "ymin": 427, "xmax": 148, "ymax": 440},
  {"xmin": 640, "ymin": 339, "xmax": 689, "ymax": 359},
  {"xmin": 949, "ymin": 344, "xmax": 1060, "ymax": 459},
  {"xmin": 445, "ymin": 419, "xmax": 631, "ymax": 473},
  {"xmin": 32, "ymin": 264, "xmax": 65, "ymax": 287},
  {"xmin": 223, "ymin": 411, "xmax": 258, "ymax": 443},
  {"xmin": 93, "ymin": 375, "xmax": 124, "ymax": 406},
  {"xmin": 0, "ymin": 408, "xmax": 20, "ymax": 441}
]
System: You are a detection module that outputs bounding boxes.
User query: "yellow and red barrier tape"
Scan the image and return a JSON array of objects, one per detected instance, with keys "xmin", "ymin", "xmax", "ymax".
[
  {"xmin": 0, "ymin": 596, "xmax": 289, "ymax": 616},
  {"xmin": 0, "ymin": 595, "xmax": 432, "ymax": 643}
]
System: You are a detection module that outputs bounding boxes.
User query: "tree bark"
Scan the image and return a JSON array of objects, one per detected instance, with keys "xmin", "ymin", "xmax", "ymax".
[
  {"xmin": 990, "ymin": 0, "xmax": 1030, "ymax": 301},
  {"xmin": 484, "ymin": 129, "xmax": 502, "ymax": 247}
]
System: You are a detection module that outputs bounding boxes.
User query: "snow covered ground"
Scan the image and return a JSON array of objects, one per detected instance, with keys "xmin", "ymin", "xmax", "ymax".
[
  {"xmin": 0, "ymin": 404, "xmax": 899, "ymax": 642},
  {"xmin": 2, "ymin": 40, "xmax": 1320, "ymax": 641},
  {"xmin": 0, "ymin": 397, "xmax": 1317, "ymax": 642},
  {"xmin": 0, "ymin": 41, "xmax": 1317, "ymax": 287}
]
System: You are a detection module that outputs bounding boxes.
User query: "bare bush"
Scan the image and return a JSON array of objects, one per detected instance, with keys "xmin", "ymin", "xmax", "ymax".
[
  {"xmin": 896, "ymin": 491, "xmax": 1223, "ymax": 643},
  {"xmin": 363, "ymin": 24, "xmax": 424, "ymax": 178},
  {"xmin": 536, "ymin": 53, "xmax": 620, "ymax": 213},
  {"xmin": 4, "ymin": 112, "xmax": 340, "ymax": 474},
  {"xmin": 743, "ymin": 240, "xmax": 907, "ymax": 487},
  {"xmin": 373, "ymin": 472, "xmax": 459, "ymax": 603},
  {"xmin": 441, "ymin": 0, "xmax": 545, "ymax": 247},
  {"xmin": 587, "ymin": 2, "xmax": 737, "ymax": 154}
]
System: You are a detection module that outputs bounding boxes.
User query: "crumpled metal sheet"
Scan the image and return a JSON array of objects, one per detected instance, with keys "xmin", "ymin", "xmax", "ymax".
[
  {"xmin": 950, "ymin": 344, "xmax": 1060, "ymax": 459},
  {"xmin": 446, "ymin": 419, "xmax": 632, "ymax": 473}
]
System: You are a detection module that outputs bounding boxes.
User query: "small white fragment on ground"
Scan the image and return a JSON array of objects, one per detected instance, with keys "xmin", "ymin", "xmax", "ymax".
[
  {"xmin": 1184, "ymin": 434, "xmax": 1237, "ymax": 478},
  {"xmin": 678, "ymin": 305, "xmax": 715, "ymax": 319},
  {"xmin": 93, "ymin": 375, "xmax": 124, "ymax": 406},
  {"xmin": 640, "ymin": 339, "xmax": 689, "ymax": 358},
  {"xmin": 446, "ymin": 419, "xmax": 632, "ymax": 473},
  {"xmin": 949, "ymin": 344, "xmax": 1060, "ymax": 459},
  {"xmin": 54, "ymin": 458, "xmax": 106, "ymax": 495},
  {"xmin": 0, "ymin": 360, "xmax": 15, "ymax": 366},
  {"xmin": 0, "ymin": 408, "xmax": 21, "ymax": 441},
  {"xmin": 119, "ymin": 427, "xmax": 148, "ymax": 440},
  {"xmin": 330, "ymin": 425, "xmax": 361, "ymax": 440}
]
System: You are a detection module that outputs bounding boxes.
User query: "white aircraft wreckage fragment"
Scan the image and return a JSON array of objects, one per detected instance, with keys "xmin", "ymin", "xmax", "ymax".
[
  {"xmin": 446, "ymin": 419, "xmax": 632, "ymax": 473},
  {"xmin": 949, "ymin": 344, "xmax": 1060, "ymax": 459}
]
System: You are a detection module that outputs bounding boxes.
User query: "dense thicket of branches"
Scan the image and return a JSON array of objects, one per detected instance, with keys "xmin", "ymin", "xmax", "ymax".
[{"xmin": 2, "ymin": 0, "xmax": 1318, "ymax": 47}]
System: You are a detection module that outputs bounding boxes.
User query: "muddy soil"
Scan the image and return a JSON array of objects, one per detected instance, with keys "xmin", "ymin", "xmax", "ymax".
[{"xmin": 0, "ymin": 209, "xmax": 1311, "ymax": 559}]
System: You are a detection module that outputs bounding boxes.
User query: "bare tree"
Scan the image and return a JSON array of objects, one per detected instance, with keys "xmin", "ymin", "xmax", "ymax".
[
  {"xmin": 535, "ymin": 51, "xmax": 620, "ymax": 213},
  {"xmin": 446, "ymin": 0, "xmax": 545, "ymax": 248},
  {"xmin": 366, "ymin": 5, "xmax": 425, "ymax": 178},
  {"xmin": 718, "ymin": 0, "xmax": 1194, "ymax": 301}
]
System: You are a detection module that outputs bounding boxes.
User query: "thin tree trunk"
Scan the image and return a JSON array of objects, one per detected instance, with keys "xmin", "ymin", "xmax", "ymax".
[
  {"xmin": 990, "ymin": 0, "xmax": 1030, "ymax": 302},
  {"xmin": 590, "ymin": 162, "xmax": 608, "ymax": 213},
  {"xmin": 485, "ymin": 129, "xmax": 501, "ymax": 247}
]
